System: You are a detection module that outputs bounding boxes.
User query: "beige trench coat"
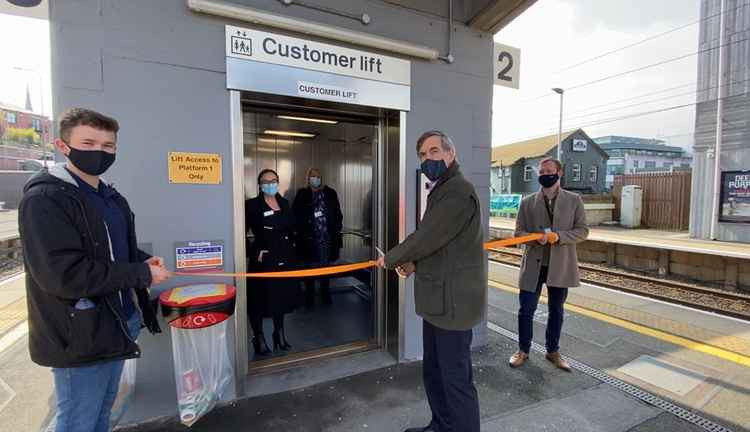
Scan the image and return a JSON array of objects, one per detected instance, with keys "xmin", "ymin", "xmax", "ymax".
[{"xmin": 514, "ymin": 189, "xmax": 589, "ymax": 291}]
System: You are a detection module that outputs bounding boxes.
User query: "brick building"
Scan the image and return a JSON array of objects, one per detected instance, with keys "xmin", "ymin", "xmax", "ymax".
[
  {"xmin": 0, "ymin": 102, "xmax": 53, "ymax": 147},
  {"xmin": 0, "ymin": 102, "xmax": 53, "ymax": 170}
]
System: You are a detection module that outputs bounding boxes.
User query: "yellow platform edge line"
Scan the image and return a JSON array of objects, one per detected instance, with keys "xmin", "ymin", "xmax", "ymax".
[{"xmin": 488, "ymin": 280, "xmax": 750, "ymax": 368}]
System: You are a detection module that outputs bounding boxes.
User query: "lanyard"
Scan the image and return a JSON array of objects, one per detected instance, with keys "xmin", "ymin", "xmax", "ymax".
[{"xmin": 543, "ymin": 196, "xmax": 555, "ymax": 227}]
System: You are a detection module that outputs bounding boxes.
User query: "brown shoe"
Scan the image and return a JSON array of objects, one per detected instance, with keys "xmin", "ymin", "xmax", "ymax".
[
  {"xmin": 509, "ymin": 351, "xmax": 529, "ymax": 368},
  {"xmin": 545, "ymin": 352, "xmax": 572, "ymax": 372}
]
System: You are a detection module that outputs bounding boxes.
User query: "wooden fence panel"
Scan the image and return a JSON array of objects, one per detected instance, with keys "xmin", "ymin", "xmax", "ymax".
[{"xmin": 612, "ymin": 172, "xmax": 691, "ymax": 231}]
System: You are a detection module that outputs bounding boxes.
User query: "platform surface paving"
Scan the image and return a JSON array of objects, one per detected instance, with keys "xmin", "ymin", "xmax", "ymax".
[{"xmin": 116, "ymin": 281, "xmax": 749, "ymax": 432}]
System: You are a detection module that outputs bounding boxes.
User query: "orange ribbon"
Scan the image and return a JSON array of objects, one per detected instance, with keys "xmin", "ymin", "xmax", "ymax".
[
  {"xmin": 175, "ymin": 260, "xmax": 377, "ymax": 279},
  {"xmin": 483, "ymin": 233, "xmax": 544, "ymax": 250},
  {"xmin": 175, "ymin": 233, "xmax": 543, "ymax": 278}
]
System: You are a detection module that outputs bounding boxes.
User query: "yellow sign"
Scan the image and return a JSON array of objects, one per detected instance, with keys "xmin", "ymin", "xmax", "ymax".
[{"xmin": 168, "ymin": 152, "xmax": 222, "ymax": 184}]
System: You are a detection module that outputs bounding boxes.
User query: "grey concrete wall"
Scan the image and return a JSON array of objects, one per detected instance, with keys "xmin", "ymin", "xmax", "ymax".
[
  {"xmin": 50, "ymin": 0, "xmax": 493, "ymax": 422},
  {"xmin": 691, "ymin": 94, "xmax": 750, "ymax": 242},
  {"xmin": 691, "ymin": 0, "xmax": 750, "ymax": 242}
]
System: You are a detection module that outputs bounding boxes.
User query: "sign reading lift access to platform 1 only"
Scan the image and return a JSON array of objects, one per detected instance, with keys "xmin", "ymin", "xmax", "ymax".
[
  {"xmin": 494, "ymin": 43, "xmax": 520, "ymax": 89},
  {"xmin": 168, "ymin": 152, "xmax": 222, "ymax": 184}
]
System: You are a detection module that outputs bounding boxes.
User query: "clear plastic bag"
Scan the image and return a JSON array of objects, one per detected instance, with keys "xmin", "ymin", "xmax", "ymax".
[
  {"xmin": 171, "ymin": 321, "xmax": 233, "ymax": 426},
  {"xmin": 110, "ymin": 357, "xmax": 136, "ymax": 426}
]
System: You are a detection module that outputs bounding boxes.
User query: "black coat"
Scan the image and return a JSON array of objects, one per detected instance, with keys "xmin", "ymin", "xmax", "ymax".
[
  {"xmin": 19, "ymin": 166, "xmax": 161, "ymax": 368},
  {"xmin": 292, "ymin": 186, "xmax": 343, "ymax": 263},
  {"xmin": 245, "ymin": 195, "xmax": 302, "ymax": 317}
]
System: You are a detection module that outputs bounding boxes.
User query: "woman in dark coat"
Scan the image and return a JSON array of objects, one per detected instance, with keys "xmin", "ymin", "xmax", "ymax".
[
  {"xmin": 293, "ymin": 168, "xmax": 343, "ymax": 306},
  {"xmin": 246, "ymin": 169, "xmax": 301, "ymax": 356}
]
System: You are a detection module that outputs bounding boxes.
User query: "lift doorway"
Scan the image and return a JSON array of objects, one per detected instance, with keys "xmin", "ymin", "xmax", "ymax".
[{"xmin": 234, "ymin": 93, "xmax": 404, "ymax": 374}]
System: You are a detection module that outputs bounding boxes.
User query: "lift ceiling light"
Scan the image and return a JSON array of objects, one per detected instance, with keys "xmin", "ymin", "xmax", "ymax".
[
  {"xmin": 263, "ymin": 130, "xmax": 317, "ymax": 138},
  {"xmin": 186, "ymin": 0, "xmax": 440, "ymax": 60},
  {"xmin": 277, "ymin": 115, "xmax": 338, "ymax": 125}
]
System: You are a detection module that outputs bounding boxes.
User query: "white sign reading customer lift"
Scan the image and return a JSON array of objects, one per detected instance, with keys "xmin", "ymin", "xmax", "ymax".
[{"xmin": 226, "ymin": 26, "xmax": 411, "ymax": 86}]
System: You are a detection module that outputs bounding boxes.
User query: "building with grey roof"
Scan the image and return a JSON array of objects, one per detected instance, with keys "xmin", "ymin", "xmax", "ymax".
[{"xmin": 593, "ymin": 135, "xmax": 693, "ymax": 189}]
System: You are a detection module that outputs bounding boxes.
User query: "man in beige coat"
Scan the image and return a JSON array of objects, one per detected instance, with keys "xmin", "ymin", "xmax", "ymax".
[{"xmin": 509, "ymin": 157, "xmax": 589, "ymax": 371}]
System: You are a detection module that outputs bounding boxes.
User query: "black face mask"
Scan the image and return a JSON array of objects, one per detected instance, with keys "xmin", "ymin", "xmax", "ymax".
[
  {"xmin": 67, "ymin": 146, "xmax": 116, "ymax": 176},
  {"xmin": 538, "ymin": 174, "xmax": 559, "ymax": 188},
  {"xmin": 420, "ymin": 159, "xmax": 448, "ymax": 182}
]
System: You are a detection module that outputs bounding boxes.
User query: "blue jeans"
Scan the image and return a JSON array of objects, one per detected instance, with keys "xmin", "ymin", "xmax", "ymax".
[
  {"xmin": 51, "ymin": 312, "xmax": 142, "ymax": 432},
  {"xmin": 518, "ymin": 266, "xmax": 569, "ymax": 354}
]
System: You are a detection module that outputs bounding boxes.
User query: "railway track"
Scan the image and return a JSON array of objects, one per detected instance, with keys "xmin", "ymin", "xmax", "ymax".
[
  {"xmin": 0, "ymin": 243, "xmax": 24, "ymax": 281},
  {"xmin": 489, "ymin": 247, "xmax": 750, "ymax": 321}
]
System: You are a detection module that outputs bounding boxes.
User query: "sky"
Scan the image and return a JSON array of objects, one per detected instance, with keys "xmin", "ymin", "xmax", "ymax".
[
  {"xmin": 0, "ymin": 12, "xmax": 51, "ymax": 117},
  {"xmin": 493, "ymin": 0, "xmax": 702, "ymax": 151},
  {"xmin": 0, "ymin": 1, "xmax": 704, "ymax": 149}
]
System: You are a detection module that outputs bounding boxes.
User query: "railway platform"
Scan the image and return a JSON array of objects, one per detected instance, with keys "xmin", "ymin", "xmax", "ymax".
[
  {"xmin": 490, "ymin": 217, "xmax": 750, "ymax": 260},
  {"xmin": 2, "ymin": 216, "xmax": 748, "ymax": 431},
  {"xmin": 115, "ymin": 266, "xmax": 750, "ymax": 432},
  {"xmin": 490, "ymin": 217, "xmax": 750, "ymax": 292},
  {"xmin": 0, "ymin": 210, "xmax": 18, "ymax": 243}
]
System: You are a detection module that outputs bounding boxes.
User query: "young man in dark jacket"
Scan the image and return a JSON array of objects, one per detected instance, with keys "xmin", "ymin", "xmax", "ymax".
[
  {"xmin": 377, "ymin": 131, "xmax": 485, "ymax": 432},
  {"xmin": 19, "ymin": 108, "xmax": 170, "ymax": 432}
]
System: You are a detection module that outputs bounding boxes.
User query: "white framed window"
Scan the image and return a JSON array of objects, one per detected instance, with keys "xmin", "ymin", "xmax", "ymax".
[
  {"xmin": 572, "ymin": 163, "xmax": 581, "ymax": 181},
  {"xmin": 645, "ymin": 161, "xmax": 656, "ymax": 169},
  {"xmin": 589, "ymin": 166, "xmax": 598, "ymax": 182},
  {"xmin": 5, "ymin": 112, "xmax": 16, "ymax": 124},
  {"xmin": 32, "ymin": 118, "xmax": 42, "ymax": 131},
  {"xmin": 523, "ymin": 165, "xmax": 533, "ymax": 182},
  {"xmin": 632, "ymin": 160, "xmax": 639, "ymax": 169}
]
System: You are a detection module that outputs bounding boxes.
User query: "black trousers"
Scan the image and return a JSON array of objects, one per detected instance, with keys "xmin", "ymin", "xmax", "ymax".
[
  {"xmin": 422, "ymin": 320, "xmax": 480, "ymax": 432},
  {"xmin": 304, "ymin": 277, "xmax": 331, "ymax": 305}
]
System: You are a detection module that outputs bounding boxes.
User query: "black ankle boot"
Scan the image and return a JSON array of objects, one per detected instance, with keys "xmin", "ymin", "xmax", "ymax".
[
  {"xmin": 273, "ymin": 330, "xmax": 291, "ymax": 351},
  {"xmin": 279, "ymin": 328, "xmax": 292, "ymax": 350},
  {"xmin": 252, "ymin": 333, "xmax": 271, "ymax": 356}
]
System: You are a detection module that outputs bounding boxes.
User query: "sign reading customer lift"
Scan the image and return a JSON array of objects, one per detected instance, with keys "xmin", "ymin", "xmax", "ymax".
[
  {"xmin": 168, "ymin": 152, "xmax": 222, "ymax": 184},
  {"xmin": 227, "ymin": 26, "xmax": 410, "ymax": 86},
  {"xmin": 494, "ymin": 43, "xmax": 520, "ymax": 89},
  {"xmin": 225, "ymin": 25, "xmax": 411, "ymax": 110},
  {"xmin": 298, "ymin": 81, "xmax": 358, "ymax": 103}
]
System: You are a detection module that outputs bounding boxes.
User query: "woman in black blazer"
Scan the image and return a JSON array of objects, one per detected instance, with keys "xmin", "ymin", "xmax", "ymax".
[{"xmin": 245, "ymin": 169, "xmax": 301, "ymax": 356}]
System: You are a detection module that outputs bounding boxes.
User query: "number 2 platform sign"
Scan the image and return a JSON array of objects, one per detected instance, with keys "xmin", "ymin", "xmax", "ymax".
[{"xmin": 494, "ymin": 43, "xmax": 520, "ymax": 90}]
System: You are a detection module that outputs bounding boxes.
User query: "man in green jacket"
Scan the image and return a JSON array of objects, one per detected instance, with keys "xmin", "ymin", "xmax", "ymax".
[{"xmin": 377, "ymin": 130, "xmax": 485, "ymax": 432}]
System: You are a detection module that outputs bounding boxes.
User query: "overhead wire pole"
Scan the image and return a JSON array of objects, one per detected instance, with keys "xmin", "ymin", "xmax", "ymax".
[
  {"xmin": 553, "ymin": 88, "xmax": 564, "ymax": 160},
  {"xmin": 710, "ymin": 0, "xmax": 728, "ymax": 241}
]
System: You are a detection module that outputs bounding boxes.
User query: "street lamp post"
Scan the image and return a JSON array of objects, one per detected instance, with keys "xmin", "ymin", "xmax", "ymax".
[{"xmin": 552, "ymin": 88, "xmax": 564, "ymax": 161}]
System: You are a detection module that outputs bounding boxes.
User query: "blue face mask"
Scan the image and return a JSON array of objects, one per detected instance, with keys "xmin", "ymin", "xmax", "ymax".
[
  {"xmin": 420, "ymin": 159, "xmax": 448, "ymax": 182},
  {"xmin": 261, "ymin": 182, "xmax": 278, "ymax": 196},
  {"xmin": 309, "ymin": 177, "xmax": 322, "ymax": 188}
]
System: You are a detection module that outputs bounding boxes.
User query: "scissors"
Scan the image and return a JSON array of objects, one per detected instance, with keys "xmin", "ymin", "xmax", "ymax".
[{"xmin": 376, "ymin": 246, "xmax": 409, "ymax": 278}]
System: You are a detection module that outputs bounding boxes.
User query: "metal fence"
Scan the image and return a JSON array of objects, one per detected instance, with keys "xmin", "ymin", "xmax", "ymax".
[{"xmin": 612, "ymin": 171, "xmax": 692, "ymax": 231}]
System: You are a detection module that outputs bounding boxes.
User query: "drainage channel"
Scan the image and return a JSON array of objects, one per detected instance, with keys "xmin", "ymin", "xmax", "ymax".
[{"xmin": 487, "ymin": 321, "xmax": 734, "ymax": 432}]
